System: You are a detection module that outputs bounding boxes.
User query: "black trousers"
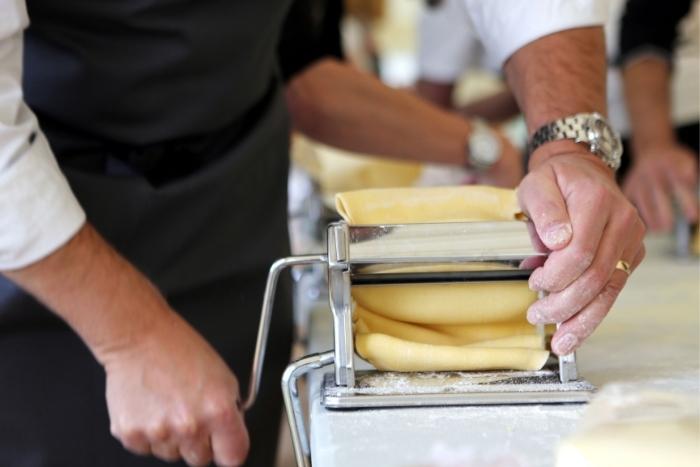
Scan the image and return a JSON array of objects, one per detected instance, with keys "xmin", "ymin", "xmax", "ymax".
[{"xmin": 0, "ymin": 85, "xmax": 293, "ymax": 466}]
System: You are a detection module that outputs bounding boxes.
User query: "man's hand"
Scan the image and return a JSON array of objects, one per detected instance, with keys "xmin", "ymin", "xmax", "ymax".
[
  {"xmin": 476, "ymin": 130, "xmax": 523, "ymax": 188},
  {"xmin": 105, "ymin": 311, "xmax": 248, "ymax": 466},
  {"xmin": 622, "ymin": 143, "xmax": 699, "ymax": 232},
  {"xmin": 3, "ymin": 224, "xmax": 250, "ymax": 466},
  {"xmin": 517, "ymin": 143, "xmax": 646, "ymax": 355}
]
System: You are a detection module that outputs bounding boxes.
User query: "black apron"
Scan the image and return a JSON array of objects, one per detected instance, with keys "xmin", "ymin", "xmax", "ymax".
[{"xmin": 0, "ymin": 1, "xmax": 293, "ymax": 466}]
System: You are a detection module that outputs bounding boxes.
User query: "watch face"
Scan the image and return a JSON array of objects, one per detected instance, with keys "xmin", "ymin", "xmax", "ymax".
[
  {"xmin": 586, "ymin": 115, "xmax": 622, "ymax": 160},
  {"xmin": 470, "ymin": 126, "xmax": 502, "ymax": 168}
]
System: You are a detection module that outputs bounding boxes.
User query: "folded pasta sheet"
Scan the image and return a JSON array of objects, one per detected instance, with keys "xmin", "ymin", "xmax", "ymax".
[{"xmin": 335, "ymin": 185, "xmax": 549, "ymax": 372}]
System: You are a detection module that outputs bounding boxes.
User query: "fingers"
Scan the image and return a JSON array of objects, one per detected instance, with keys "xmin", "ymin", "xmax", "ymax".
[
  {"xmin": 113, "ymin": 423, "xmax": 151, "ymax": 456},
  {"xmin": 550, "ymin": 240, "xmax": 645, "ymax": 355},
  {"xmin": 648, "ymin": 173, "xmax": 674, "ymax": 231},
  {"xmin": 527, "ymin": 205, "xmax": 645, "ymax": 323},
  {"xmin": 670, "ymin": 178, "xmax": 700, "ymax": 224},
  {"xmin": 625, "ymin": 176, "xmax": 658, "ymax": 231},
  {"xmin": 151, "ymin": 439, "xmax": 180, "ymax": 463},
  {"xmin": 528, "ymin": 181, "xmax": 611, "ymax": 293},
  {"xmin": 206, "ymin": 394, "xmax": 250, "ymax": 467},
  {"xmin": 517, "ymin": 168, "xmax": 573, "ymax": 251},
  {"xmin": 179, "ymin": 434, "xmax": 213, "ymax": 467},
  {"xmin": 114, "ymin": 406, "xmax": 245, "ymax": 467}
]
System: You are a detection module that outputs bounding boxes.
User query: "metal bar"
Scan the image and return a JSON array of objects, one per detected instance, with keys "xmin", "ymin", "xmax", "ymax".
[
  {"xmin": 351, "ymin": 269, "xmax": 534, "ymax": 285},
  {"xmin": 243, "ymin": 254, "xmax": 327, "ymax": 411},
  {"xmin": 282, "ymin": 351, "xmax": 335, "ymax": 467}
]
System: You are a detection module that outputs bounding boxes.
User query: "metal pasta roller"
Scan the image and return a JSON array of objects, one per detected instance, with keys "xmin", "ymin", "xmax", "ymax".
[{"xmin": 243, "ymin": 220, "xmax": 596, "ymax": 467}]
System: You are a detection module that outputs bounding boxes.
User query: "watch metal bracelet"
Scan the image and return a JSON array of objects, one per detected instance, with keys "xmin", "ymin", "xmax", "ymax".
[{"xmin": 527, "ymin": 113, "xmax": 622, "ymax": 170}]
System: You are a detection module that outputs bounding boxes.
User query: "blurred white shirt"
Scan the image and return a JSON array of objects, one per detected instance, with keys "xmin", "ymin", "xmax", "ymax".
[{"xmin": 419, "ymin": 0, "xmax": 700, "ymax": 135}]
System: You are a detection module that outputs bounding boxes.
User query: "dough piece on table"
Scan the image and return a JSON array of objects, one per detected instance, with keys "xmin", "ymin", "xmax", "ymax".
[
  {"xmin": 355, "ymin": 333, "xmax": 549, "ymax": 372},
  {"xmin": 352, "ymin": 281, "xmax": 537, "ymax": 325},
  {"xmin": 355, "ymin": 306, "xmax": 539, "ymax": 346},
  {"xmin": 555, "ymin": 388, "xmax": 700, "ymax": 467},
  {"xmin": 556, "ymin": 418, "xmax": 700, "ymax": 467},
  {"xmin": 335, "ymin": 185, "xmax": 521, "ymax": 224}
]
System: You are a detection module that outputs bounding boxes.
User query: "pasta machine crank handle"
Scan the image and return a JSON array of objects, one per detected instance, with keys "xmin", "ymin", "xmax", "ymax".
[{"xmin": 243, "ymin": 254, "xmax": 327, "ymax": 411}]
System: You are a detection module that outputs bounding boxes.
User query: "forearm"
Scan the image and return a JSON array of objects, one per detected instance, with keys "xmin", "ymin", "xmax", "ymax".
[
  {"xmin": 458, "ymin": 89, "xmax": 520, "ymax": 123},
  {"xmin": 504, "ymin": 27, "xmax": 608, "ymax": 168},
  {"xmin": 415, "ymin": 80, "xmax": 454, "ymax": 109},
  {"xmin": 286, "ymin": 59, "xmax": 470, "ymax": 166},
  {"xmin": 623, "ymin": 57, "xmax": 675, "ymax": 154},
  {"xmin": 3, "ymin": 223, "xmax": 174, "ymax": 365}
]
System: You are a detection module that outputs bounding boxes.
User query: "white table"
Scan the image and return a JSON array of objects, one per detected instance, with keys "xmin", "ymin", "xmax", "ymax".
[{"xmin": 304, "ymin": 235, "xmax": 699, "ymax": 467}]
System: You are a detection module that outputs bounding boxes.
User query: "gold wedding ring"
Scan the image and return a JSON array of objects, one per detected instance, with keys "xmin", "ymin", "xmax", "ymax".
[{"xmin": 615, "ymin": 260, "xmax": 632, "ymax": 276}]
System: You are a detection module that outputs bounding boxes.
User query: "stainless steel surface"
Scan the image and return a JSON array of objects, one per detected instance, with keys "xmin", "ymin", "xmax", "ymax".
[
  {"xmin": 321, "ymin": 368, "xmax": 594, "ymax": 409},
  {"xmin": 282, "ymin": 351, "xmax": 335, "ymax": 467},
  {"xmin": 267, "ymin": 221, "xmax": 591, "ymax": 466},
  {"xmin": 327, "ymin": 223, "xmax": 355, "ymax": 387},
  {"xmin": 344, "ymin": 220, "xmax": 547, "ymax": 265},
  {"xmin": 243, "ymin": 254, "xmax": 327, "ymax": 411},
  {"xmin": 556, "ymin": 321, "xmax": 579, "ymax": 383}
]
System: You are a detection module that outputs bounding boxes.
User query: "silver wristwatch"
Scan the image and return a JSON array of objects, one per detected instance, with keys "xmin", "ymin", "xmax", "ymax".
[
  {"xmin": 527, "ymin": 112, "xmax": 623, "ymax": 170},
  {"xmin": 467, "ymin": 118, "xmax": 501, "ymax": 171}
]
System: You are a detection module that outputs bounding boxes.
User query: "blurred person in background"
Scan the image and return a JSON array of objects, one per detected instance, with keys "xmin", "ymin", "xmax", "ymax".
[
  {"xmin": 280, "ymin": 0, "xmax": 522, "ymax": 188},
  {"xmin": 416, "ymin": 0, "xmax": 699, "ymax": 232},
  {"xmin": 617, "ymin": 0, "xmax": 699, "ymax": 232}
]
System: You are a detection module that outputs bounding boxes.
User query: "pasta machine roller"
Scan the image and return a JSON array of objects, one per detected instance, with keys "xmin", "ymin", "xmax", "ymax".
[{"xmin": 243, "ymin": 220, "xmax": 595, "ymax": 466}]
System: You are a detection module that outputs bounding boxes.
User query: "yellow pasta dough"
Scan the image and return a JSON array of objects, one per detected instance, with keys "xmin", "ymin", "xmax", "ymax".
[
  {"xmin": 355, "ymin": 333, "xmax": 549, "ymax": 372},
  {"xmin": 335, "ymin": 185, "xmax": 521, "ymax": 224},
  {"xmin": 352, "ymin": 281, "xmax": 537, "ymax": 325},
  {"xmin": 556, "ymin": 419, "xmax": 700, "ymax": 467},
  {"xmin": 336, "ymin": 185, "xmax": 548, "ymax": 372}
]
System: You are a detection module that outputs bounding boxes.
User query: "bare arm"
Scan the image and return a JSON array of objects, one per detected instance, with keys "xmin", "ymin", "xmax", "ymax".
[
  {"xmin": 415, "ymin": 79, "xmax": 454, "ymax": 109},
  {"xmin": 4, "ymin": 224, "xmax": 248, "ymax": 467},
  {"xmin": 457, "ymin": 89, "xmax": 520, "ymax": 123},
  {"xmin": 287, "ymin": 58, "xmax": 523, "ymax": 187},
  {"xmin": 505, "ymin": 27, "xmax": 646, "ymax": 355},
  {"xmin": 621, "ymin": 57, "xmax": 698, "ymax": 230}
]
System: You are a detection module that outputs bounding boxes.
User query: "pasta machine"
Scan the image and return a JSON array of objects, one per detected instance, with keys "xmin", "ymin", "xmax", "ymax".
[{"xmin": 243, "ymin": 220, "xmax": 595, "ymax": 466}]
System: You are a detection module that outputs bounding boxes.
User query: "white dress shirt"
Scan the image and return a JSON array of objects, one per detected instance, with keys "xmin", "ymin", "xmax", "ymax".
[
  {"xmin": 1, "ymin": 0, "xmax": 605, "ymax": 270},
  {"xmin": 0, "ymin": 0, "xmax": 86, "ymax": 270},
  {"xmin": 419, "ymin": 0, "xmax": 606, "ymax": 81}
]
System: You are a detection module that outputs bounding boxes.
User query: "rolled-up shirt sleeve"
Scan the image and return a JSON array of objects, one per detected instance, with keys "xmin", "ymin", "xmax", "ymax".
[
  {"xmin": 462, "ymin": 0, "xmax": 607, "ymax": 70},
  {"xmin": 0, "ymin": 0, "xmax": 86, "ymax": 270}
]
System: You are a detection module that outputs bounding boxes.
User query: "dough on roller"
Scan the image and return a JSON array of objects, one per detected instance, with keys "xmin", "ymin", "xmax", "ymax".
[
  {"xmin": 355, "ymin": 306, "xmax": 539, "ymax": 346},
  {"xmin": 336, "ymin": 185, "xmax": 547, "ymax": 372},
  {"xmin": 352, "ymin": 281, "xmax": 537, "ymax": 325},
  {"xmin": 427, "ymin": 321, "xmax": 541, "ymax": 343},
  {"xmin": 335, "ymin": 185, "xmax": 521, "ymax": 224},
  {"xmin": 355, "ymin": 333, "xmax": 550, "ymax": 372}
]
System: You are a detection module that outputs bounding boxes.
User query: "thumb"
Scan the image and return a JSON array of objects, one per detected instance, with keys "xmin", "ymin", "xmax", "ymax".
[{"xmin": 517, "ymin": 169, "xmax": 572, "ymax": 251}]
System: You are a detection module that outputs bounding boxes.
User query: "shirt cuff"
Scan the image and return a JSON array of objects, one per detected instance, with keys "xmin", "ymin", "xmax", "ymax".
[
  {"xmin": 0, "ymin": 131, "xmax": 86, "ymax": 270},
  {"xmin": 465, "ymin": 0, "xmax": 607, "ymax": 70}
]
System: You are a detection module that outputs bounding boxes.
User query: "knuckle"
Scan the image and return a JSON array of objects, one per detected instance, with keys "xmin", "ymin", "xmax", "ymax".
[
  {"xmin": 172, "ymin": 417, "xmax": 199, "ymax": 438},
  {"xmin": 145, "ymin": 421, "xmax": 169, "ymax": 442},
  {"xmin": 602, "ymin": 278, "xmax": 625, "ymax": 300},
  {"xmin": 569, "ymin": 247, "xmax": 594, "ymax": 272},
  {"xmin": 585, "ymin": 267, "xmax": 608, "ymax": 292},
  {"xmin": 204, "ymin": 396, "xmax": 236, "ymax": 424}
]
